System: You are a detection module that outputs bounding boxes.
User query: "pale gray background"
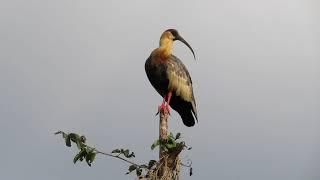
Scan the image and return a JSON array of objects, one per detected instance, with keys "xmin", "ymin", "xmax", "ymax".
[{"xmin": 1, "ymin": 0, "xmax": 319, "ymax": 179}]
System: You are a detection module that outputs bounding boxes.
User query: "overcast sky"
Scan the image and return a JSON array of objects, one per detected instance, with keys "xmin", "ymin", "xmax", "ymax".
[{"xmin": 1, "ymin": 0, "xmax": 319, "ymax": 179}]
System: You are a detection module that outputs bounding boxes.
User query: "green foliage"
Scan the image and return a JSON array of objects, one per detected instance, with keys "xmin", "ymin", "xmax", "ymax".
[
  {"xmin": 55, "ymin": 130, "xmax": 193, "ymax": 178},
  {"xmin": 148, "ymin": 160, "xmax": 157, "ymax": 169},
  {"xmin": 175, "ymin": 132, "xmax": 181, "ymax": 140},
  {"xmin": 136, "ymin": 167, "xmax": 142, "ymax": 176},
  {"xmin": 127, "ymin": 164, "xmax": 138, "ymax": 174},
  {"xmin": 111, "ymin": 148, "xmax": 135, "ymax": 158},
  {"xmin": 55, "ymin": 131, "xmax": 95, "ymax": 167},
  {"xmin": 150, "ymin": 132, "xmax": 188, "ymax": 153},
  {"xmin": 151, "ymin": 139, "xmax": 160, "ymax": 150},
  {"xmin": 73, "ymin": 149, "xmax": 86, "ymax": 164},
  {"xmin": 85, "ymin": 149, "xmax": 96, "ymax": 166},
  {"xmin": 126, "ymin": 165, "xmax": 143, "ymax": 176}
]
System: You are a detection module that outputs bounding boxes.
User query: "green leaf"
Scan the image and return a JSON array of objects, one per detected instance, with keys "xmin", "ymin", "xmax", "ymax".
[
  {"xmin": 175, "ymin": 133, "xmax": 181, "ymax": 140},
  {"xmin": 167, "ymin": 138, "xmax": 175, "ymax": 145},
  {"xmin": 62, "ymin": 132, "xmax": 68, "ymax": 139},
  {"xmin": 148, "ymin": 160, "xmax": 157, "ymax": 169},
  {"xmin": 68, "ymin": 133, "xmax": 83, "ymax": 149},
  {"xmin": 73, "ymin": 153, "xmax": 81, "ymax": 164},
  {"xmin": 85, "ymin": 151, "xmax": 96, "ymax": 166},
  {"xmin": 74, "ymin": 149, "xmax": 87, "ymax": 164},
  {"xmin": 163, "ymin": 138, "xmax": 177, "ymax": 151},
  {"xmin": 77, "ymin": 142, "xmax": 85, "ymax": 150},
  {"xmin": 127, "ymin": 152, "xmax": 135, "ymax": 158},
  {"xmin": 169, "ymin": 132, "xmax": 174, "ymax": 139},
  {"xmin": 111, "ymin": 149, "xmax": 120, "ymax": 153},
  {"xmin": 136, "ymin": 168, "xmax": 142, "ymax": 176},
  {"xmin": 79, "ymin": 156, "xmax": 84, "ymax": 161},
  {"xmin": 65, "ymin": 135, "xmax": 71, "ymax": 147},
  {"xmin": 80, "ymin": 136, "xmax": 86, "ymax": 143},
  {"xmin": 189, "ymin": 167, "xmax": 193, "ymax": 176},
  {"xmin": 89, "ymin": 152, "xmax": 96, "ymax": 162},
  {"xmin": 129, "ymin": 165, "xmax": 137, "ymax": 171},
  {"xmin": 123, "ymin": 149, "xmax": 129, "ymax": 157},
  {"xmin": 151, "ymin": 139, "xmax": 160, "ymax": 150},
  {"xmin": 69, "ymin": 133, "xmax": 81, "ymax": 143},
  {"xmin": 126, "ymin": 165, "xmax": 137, "ymax": 174},
  {"xmin": 165, "ymin": 143, "xmax": 177, "ymax": 151}
]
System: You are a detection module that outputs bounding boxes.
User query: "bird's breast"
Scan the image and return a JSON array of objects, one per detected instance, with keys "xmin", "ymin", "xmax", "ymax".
[{"xmin": 145, "ymin": 57, "xmax": 169, "ymax": 95}]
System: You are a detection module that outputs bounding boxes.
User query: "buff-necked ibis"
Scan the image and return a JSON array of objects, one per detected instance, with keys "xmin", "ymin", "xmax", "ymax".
[{"xmin": 145, "ymin": 29, "xmax": 197, "ymax": 127}]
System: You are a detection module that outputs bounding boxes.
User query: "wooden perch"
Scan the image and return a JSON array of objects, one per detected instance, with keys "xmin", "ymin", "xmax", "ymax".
[
  {"xmin": 157, "ymin": 109, "xmax": 181, "ymax": 180},
  {"xmin": 159, "ymin": 109, "xmax": 169, "ymax": 159}
]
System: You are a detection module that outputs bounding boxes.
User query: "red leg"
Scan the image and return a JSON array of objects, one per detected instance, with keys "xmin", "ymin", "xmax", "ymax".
[
  {"xmin": 158, "ymin": 95, "xmax": 167, "ymax": 112},
  {"xmin": 165, "ymin": 91, "xmax": 172, "ymax": 114},
  {"xmin": 156, "ymin": 93, "xmax": 171, "ymax": 116}
]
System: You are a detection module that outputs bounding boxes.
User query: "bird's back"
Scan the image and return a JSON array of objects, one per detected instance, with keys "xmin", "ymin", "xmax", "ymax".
[{"xmin": 166, "ymin": 55, "xmax": 197, "ymax": 126}]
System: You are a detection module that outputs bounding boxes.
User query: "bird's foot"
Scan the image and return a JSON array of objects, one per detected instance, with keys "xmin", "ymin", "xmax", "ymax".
[
  {"xmin": 155, "ymin": 103, "xmax": 171, "ymax": 116},
  {"xmin": 165, "ymin": 104, "xmax": 171, "ymax": 115}
]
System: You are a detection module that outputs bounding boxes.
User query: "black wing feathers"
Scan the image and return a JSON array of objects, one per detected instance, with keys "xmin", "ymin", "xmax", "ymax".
[
  {"xmin": 167, "ymin": 56, "xmax": 197, "ymax": 126},
  {"xmin": 145, "ymin": 55, "xmax": 197, "ymax": 127}
]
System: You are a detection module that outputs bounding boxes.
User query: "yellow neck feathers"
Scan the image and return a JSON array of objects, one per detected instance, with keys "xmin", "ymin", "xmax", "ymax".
[
  {"xmin": 152, "ymin": 32, "xmax": 174, "ymax": 61},
  {"xmin": 159, "ymin": 35, "xmax": 173, "ymax": 58}
]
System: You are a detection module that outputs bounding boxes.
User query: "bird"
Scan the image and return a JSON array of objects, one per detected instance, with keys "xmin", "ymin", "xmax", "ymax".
[{"xmin": 145, "ymin": 29, "xmax": 197, "ymax": 127}]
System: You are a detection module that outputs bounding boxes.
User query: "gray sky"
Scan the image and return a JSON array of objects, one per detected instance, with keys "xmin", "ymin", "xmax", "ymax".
[{"xmin": 1, "ymin": 0, "xmax": 319, "ymax": 179}]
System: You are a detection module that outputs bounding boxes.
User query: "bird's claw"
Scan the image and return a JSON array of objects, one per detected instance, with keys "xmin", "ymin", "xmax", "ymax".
[
  {"xmin": 166, "ymin": 105, "xmax": 171, "ymax": 115},
  {"xmin": 155, "ymin": 104, "xmax": 171, "ymax": 116}
]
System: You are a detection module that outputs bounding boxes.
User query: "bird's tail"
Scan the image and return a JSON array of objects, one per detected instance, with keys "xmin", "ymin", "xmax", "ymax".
[
  {"xmin": 191, "ymin": 100, "xmax": 198, "ymax": 121},
  {"xmin": 170, "ymin": 96, "xmax": 198, "ymax": 127},
  {"xmin": 176, "ymin": 101, "xmax": 197, "ymax": 127},
  {"xmin": 180, "ymin": 110, "xmax": 196, "ymax": 127}
]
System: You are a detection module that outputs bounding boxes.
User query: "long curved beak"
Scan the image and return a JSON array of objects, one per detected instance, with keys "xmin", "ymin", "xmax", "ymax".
[{"xmin": 176, "ymin": 35, "xmax": 196, "ymax": 60}]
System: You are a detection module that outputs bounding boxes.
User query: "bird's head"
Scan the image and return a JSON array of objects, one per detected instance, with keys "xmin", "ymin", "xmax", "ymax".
[{"xmin": 161, "ymin": 29, "xmax": 196, "ymax": 60}]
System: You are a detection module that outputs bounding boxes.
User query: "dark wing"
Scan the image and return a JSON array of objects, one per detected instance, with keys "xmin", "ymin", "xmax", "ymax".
[
  {"xmin": 145, "ymin": 55, "xmax": 169, "ymax": 97},
  {"xmin": 166, "ymin": 55, "xmax": 198, "ymax": 126}
]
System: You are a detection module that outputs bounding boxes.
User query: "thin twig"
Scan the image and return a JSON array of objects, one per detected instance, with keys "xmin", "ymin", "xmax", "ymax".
[
  {"xmin": 55, "ymin": 131, "xmax": 141, "ymax": 168},
  {"xmin": 85, "ymin": 144, "xmax": 140, "ymax": 167}
]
